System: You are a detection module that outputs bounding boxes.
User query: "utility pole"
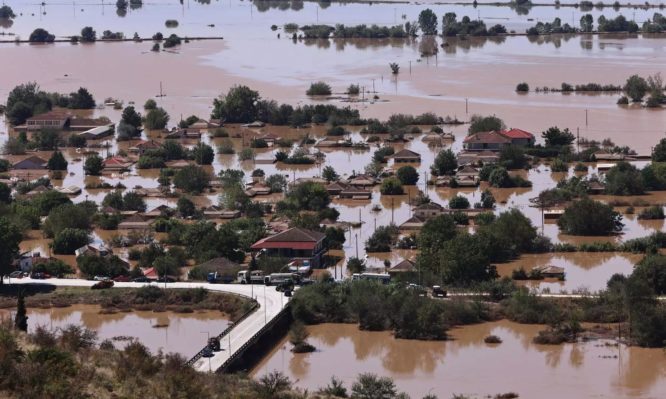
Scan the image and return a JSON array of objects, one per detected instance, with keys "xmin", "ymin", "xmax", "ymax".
[
  {"xmin": 585, "ymin": 109, "xmax": 588, "ymax": 126},
  {"xmin": 391, "ymin": 198, "xmax": 394, "ymax": 224},
  {"xmin": 355, "ymin": 234, "xmax": 359, "ymax": 258},
  {"xmin": 465, "ymin": 98, "xmax": 469, "ymax": 114},
  {"xmin": 409, "ymin": 61, "xmax": 412, "ymax": 75}
]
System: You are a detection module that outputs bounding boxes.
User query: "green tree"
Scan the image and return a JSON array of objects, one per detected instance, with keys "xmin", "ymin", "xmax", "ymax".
[
  {"xmin": 143, "ymin": 107, "xmax": 169, "ymax": 129},
  {"xmin": 211, "ymin": 85, "xmax": 261, "ymax": 123},
  {"xmin": 122, "ymin": 106, "xmax": 143, "ymax": 128},
  {"xmin": 122, "ymin": 191, "xmax": 147, "ymax": 212},
  {"xmin": 448, "ymin": 195, "xmax": 470, "ymax": 209},
  {"xmin": 266, "ymin": 174, "xmax": 288, "ymax": 193},
  {"xmin": 604, "ymin": 161, "xmax": 644, "ymax": 195},
  {"xmin": 322, "ymin": 165, "xmax": 339, "ymax": 182},
  {"xmin": 177, "ymin": 196, "xmax": 196, "ymax": 218},
  {"xmin": 15, "ymin": 293, "xmax": 28, "ymax": 332},
  {"xmin": 77, "ymin": 254, "xmax": 129, "ymax": 278},
  {"xmin": 33, "ymin": 190, "xmax": 71, "ymax": 216},
  {"xmin": 6, "ymin": 82, "xmax": 52, "ymax": 125},
  {"xmin": 418, "ymin": 9, "xmax": 438, "ymax": 35},
  {"xmin": 29, "ymin": 28, "xmax": 55, "ymax": 43},
  {"xmin": 306, "ymin": 81, "xmax": 332, "ymax": 96},
  {"xmin": 623, "ymin": 75, "xmax": 649, "ymax": 102},
  {"xmin": 488, "ymin": 167, "xmax": 512, "ymax": 188},
  {"xmin": 144, "ymin": 99, "xmax": 157, "ymax": 110},
  {"xmin": 43, "ymin": 204, "xmax": 92, "ymax": 238},
  {"xmin": 652, "ymin": 138, "xmax": 666, "ymax": 162},
  {"xmin": 541, "ymin": 126, "xmax": 575, "ymax": 147},
  {"xmin": 0, "ymin": 218, "xmax": 22, "ymax": 283},
  {"xmin": 0, "ymin": 183, "xmax": 11, "ymax": 204},
  {"xmin": 277, "ymin": 182, "xmax": 331, "ymax": 212},
  {"xmin": 80, "ymin": 26, "xmax": 96, "ymax": 42},
  {"xmin": 84, "ymin": 154, "xmax": 103, "ymax": 176},
  {"xmin": 468, "ymin": 115, "xmax": 506, "ymax": 134},
  {"xmin": 52, "ymin": 228, "xmax": 91, "ymax": 254},
  {"xmin": 173, "ymin": 165, "xmax": 210, "ymax": 194},
  {"xmin": 351, "ymin": 373, "xmax": 399, "ymax": 399},
  {"xmin": 0, "ymin": 5, "xmax": 16, "ymax": 19},
  {"xmin": 47, "ymin": 151, "xmax": 68, "ymax": 171},
  {"xmin": 347, "ymin": 257, "xmax": 366, "ymax": 274},
  {"xmin": 69, "ymin": 87, "xmax": 95, "ymax": 109},
  {"xmin": 499, "ymin": 145, "xmax": 528, "ymax": 169},
  {"xmin": 396, "ymin": 165, "xmax": 419, "ymax": 185},
  {"xmin": 116, "ymin": 120, "xmax": 141, "ymax": 141},
  {"xmin": 380, "ymin": 177, "xmax": 404, "ymax": 195},
  {"xmin": 580, "ymin": 14, "xmax": 594, "ymax": 32},
  {"xmin": 418, "ymin": 215, "xmax": 457, "ymax": 251},
  {"xmin": 191, "ymin": 143, "xmax": 215, "ymax": 165},
  {"xmin": 558, "ymin": 198, "xmax": 623, "ymax": 235}
]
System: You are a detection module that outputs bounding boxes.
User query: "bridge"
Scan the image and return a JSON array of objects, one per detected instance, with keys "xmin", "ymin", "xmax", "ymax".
[{"xmin": 9, "ymin": 278, "xmax": 290, "ymax": 373}]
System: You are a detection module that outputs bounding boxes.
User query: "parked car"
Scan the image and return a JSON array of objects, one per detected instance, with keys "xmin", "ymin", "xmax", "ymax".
[
  {"xmin": 9, "ymin": 271, "xmax": 26, "ymax": 279},
  {"xmin": 113, "ymin": 275, "xmax": 130, "ymax": 282},
  {"xmin": 432, "ymin": 285, "xmax": 447, "ymax": 298},
  {"xmin": 202, "ymin": 347, "xmax": 214, "ymax": 358},
  {"xmin": 132, "ymin": 276, "xmax": 152, "ymax": 283},
  {"xmin": 93, "ymin": 275, "xmax": 109, "ymax": 281},
  {"xmin": 30, "ymin": 272, "xmax": 46, "ymax": 279},
  {"xmin": 276, "ymin": 281, "xmax": 294, "ymax": 292},
  {"xmin": 91, "ymin": 280, "xmax": 114, "ymax": 290},
  {"xmin": 156, "ymin": 276, "xmax": 176, "ymax": 283}
]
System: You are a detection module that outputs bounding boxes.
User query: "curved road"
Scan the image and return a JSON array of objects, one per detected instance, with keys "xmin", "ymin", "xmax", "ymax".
[{"xmin": 9, "ymin": 278, "xmax": 288, "ymax": 373}]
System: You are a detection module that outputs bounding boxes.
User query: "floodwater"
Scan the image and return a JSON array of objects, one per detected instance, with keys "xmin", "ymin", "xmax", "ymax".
[
  {"xmin": 252, "ymin": 321, "xmax": 666, "ymax": 399},
  {"xmin": 0, "ymin": 304, "xmax": 230, "ymax": 357},
  {"xmin": 2, "ymin": 1, "xmax": 666, "ymax": 279},
  {"xmin": 496, "ymin": 252, "xmax": 644, "ymax": 294}
]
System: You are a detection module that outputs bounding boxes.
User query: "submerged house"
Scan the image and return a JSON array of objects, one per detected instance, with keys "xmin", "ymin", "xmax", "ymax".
[
  {"xmin": 251, "ymin": 227, "xmax": 327, "ymax": 268},
  {"xmin": 12, "ymin": 156, "xmax": 48, "ymax": 170},
  {"xmin": 463, "ymin": 129, "xmax": 535, "ymax": 152},
  {"xmin": 392, "ymin": 149, "xmax": 421, "ymax": 164}
]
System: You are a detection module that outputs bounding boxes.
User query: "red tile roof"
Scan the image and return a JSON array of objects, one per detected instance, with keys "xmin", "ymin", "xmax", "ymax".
[
  {"xmin": 251, "ymin": 227, "xmax": 325, "ymax": 250},
  {"xmin": 463, "ymin": 131, "xmax": 512, "ymax": 144},
  {"xmin": 501, "ymin": 128, "xmax": 534, "ymax": 140}
]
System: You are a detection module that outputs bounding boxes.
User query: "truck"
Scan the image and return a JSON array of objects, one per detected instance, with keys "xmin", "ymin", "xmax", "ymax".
[
  {"xmin": 351, "ymin": 273, "xmax": 391, "ymax": 284},
  {"xmin": 237, "ymin": 270, "xmax": 264, "ymax": 284},
  {"xmin": 264, "ymin": 272, "xmax": 301, "ymax": 286},
  {"xmin": 207, "ymin": 272, "xmax": 235, "ymax": 284}
]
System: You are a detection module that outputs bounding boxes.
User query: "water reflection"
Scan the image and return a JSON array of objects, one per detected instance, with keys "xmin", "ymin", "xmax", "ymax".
[
  {"xmin": 0, "ymin": 304, "xmax": 230, "ymax": 357},
  {"xmin": 253, "ymin": 321, "xmax": 666, "ymax": 398}
]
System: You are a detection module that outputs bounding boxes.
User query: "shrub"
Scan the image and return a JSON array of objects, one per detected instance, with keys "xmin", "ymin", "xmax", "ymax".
[
  {"xmin": 558, "ymin": 198, "xmax": 623, "ymax": 235},
  {"xmin": 516, "ymin": 82, "xmax": 529, "ymax": 92},
  {"xmin": 306, "ymin": 82, "xmax": 332, "ymax": 96},
  {"xmin": 395, "ymin": 165, "xmax": 419, "ymax": 185},
  {"xmin": 379, "ymin": 177, "xmax": 404, "ymax": 195}
]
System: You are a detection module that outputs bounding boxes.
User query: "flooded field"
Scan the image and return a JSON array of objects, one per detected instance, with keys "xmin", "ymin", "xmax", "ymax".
[
  {"xmin": 253, "ymin": 321, "xmax": 666, "ymax": 398},
  {"xmin": 496, "ymin": 252, "xmax": 644, "ymax": 293},
  {"xmin": 0, "ymin": 304, "xmax": 229, "ymax": 357}
]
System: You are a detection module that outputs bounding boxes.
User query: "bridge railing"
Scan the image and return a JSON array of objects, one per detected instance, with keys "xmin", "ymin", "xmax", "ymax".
[
  {"xmin": 215, "ymin": 303, "xmax": 291, "ymax": 373},
  {"xmin": 186, "ymin": 301, "xmax": 260, "ymax": 367}
]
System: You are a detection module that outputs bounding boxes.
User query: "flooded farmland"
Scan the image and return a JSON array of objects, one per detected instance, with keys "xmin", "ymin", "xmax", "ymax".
[
  {"xmin": 253, "ymin": 321, "xmax": 666, "ymax": 399},
  {"xmin": 0, "ymin": 304, "xmax": 230, "ymax": 357}
]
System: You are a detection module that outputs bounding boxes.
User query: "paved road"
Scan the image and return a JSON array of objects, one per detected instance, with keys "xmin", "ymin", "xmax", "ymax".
[{"xmin": 8, "ymin": 278, "xmax": 288, "ymax": 373}]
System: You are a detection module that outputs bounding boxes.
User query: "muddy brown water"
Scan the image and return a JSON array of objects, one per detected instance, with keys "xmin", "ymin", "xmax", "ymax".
[
  {"xmin": 0, "ymin": 304, "xmax": 230, "ymax": 357},
  {"xmin": 252, "ymin": 321, "xmax": 666, "ymax": 399}
]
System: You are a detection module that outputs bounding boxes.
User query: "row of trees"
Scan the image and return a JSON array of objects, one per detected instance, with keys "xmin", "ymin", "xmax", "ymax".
[{"xmin": 5, "ymin": 83, "xmax": 96, "ymax": 125}]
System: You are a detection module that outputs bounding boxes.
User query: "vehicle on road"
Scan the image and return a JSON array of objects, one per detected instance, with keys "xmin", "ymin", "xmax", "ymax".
[
  {"xmin": 351, "ymin": 273, "xmax": 391, "ymax": 284},
  {"xmin": 237, "ymin": 270, "xmax": 264, "ymax": 284},
  {"xmin": 113, "ymin": 275, "xmax": 130, "ymax": 282},
  {"xmin": 156, "ymin": 276, "xmax": 176, "ymax": 283},
  {"xmin": 432, "ymin": 285, "xmax": 447, "ymax": 298},
  {"xmin": 91, "ymin": 280, "xmax": 114, "ymax": 290},
  {"xmin": 9, "ymin": 271, "xmax": 26, "ymax": 279},
  {"xmin": 264, "ymin": 272, "xmax": 301, "ymax": 286},
  {"xmin": 132, "ymin": 276, "xmax": 152, "ymax": 283},
  {"xmin": 207, "ymin": 272, "xmax": 234, "ymax": 284},
  {"xmin": 202, "ymin": 347, "xmax": 214, "ymax": 358},
  {"xmin": 284, "ymin": 289, "xmax": 293, "ymax": 297},
  {"xmin": 93, "ymin": 275, "xmax": 109, "ymax": 281}
]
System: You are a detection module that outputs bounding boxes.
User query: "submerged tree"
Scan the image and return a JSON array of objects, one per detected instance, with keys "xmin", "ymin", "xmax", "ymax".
[{"xmin": 14, "ymin": 292, "xmax": 28, "ymax": 332}]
